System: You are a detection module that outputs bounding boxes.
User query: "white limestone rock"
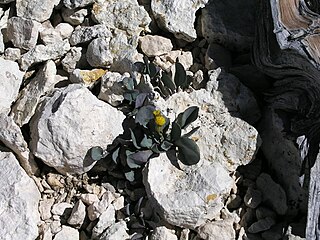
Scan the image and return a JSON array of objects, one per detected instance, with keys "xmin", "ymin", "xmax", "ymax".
[
  {"xmin": 16, "ymin": 0, "xmax": 60, "ymax": 22},
  {"xmin": 0, "ymin": 30, "xmax": 4, "ymax": 53},
  {"xmin": 70, "ymin": 68, "xmax": 106, "ymax": 86},
  {"xmin": 20, "ymin": 39, "xmax": 70, "ymax": 70},
  {"xmin": 143, "ymin": 153, "xmax": 232, "ymax": 229},
  {"xmin": 67, "ymin": 200, "xmax": 86, "ymax": 228},
  {"xmin": 69, "ymin": 25, "xmax": 112, "ymax": 46},
  {"xmin": 0, "ymin": 152, "xmax": 41, "ymax": 240},
  {"xmin": 63, "ymin": 0, "xmax": 95, "ymax": 9},
  {"xmin": 154, "ymin": 50, "xmax": 193, "ymax": 71},
  {"xmin": 30, "ymin": 84, "xmax": 125, "ymax": 175},
  {"xmin": 0, "ymin": 57, "xmax": 24, "ymax": 114},
  {"xmin": 150, "ymin": 226, "xmax": 178, "ymax": 240},
  {"xmin": 11, "ymin": 60, "xmax": 59, "ymax": 127},
  {"xmin": 39, "ymin": 198, "xmax": 55, "ymax": 220},
  {"xmin": 256, "ymin": 173, "xmax": 288, "ymax": 215},
  {"xmin": 7, "ymin": 17, "xmax": 41, "ymax": 50},
  {"xmin": 98, "ymin": 220, "xmax": 129, "ymax": 240},
  {"xmin": 92, "ymin": 205, "xmax": 116, "ymax": 239},
  {"xmin": 53, "ymin": 226, "xmax": 79, "ymax": 240},
  {"xmin": 92, "ymin": 0, "xmax": 151, "ymax": 36},
  {"xmin": 98, "ymin": 72, "xmax": 128, "ymax": 107},
  {"xmin": 62, "ymin": 7, "xmax": 88, "ymax": 25},
  {"xmin": 139, "ymin": 35, "xmax": 173, "ymax": 57},
  {"xmin": 55, "ymin": 23, "xmax": 74, "ymax": 39},
  {"xmin": 39, "ymin": 23, "xmax": 63, "ymax": 45},
  {"xmin": 61, "ymin": 47, "xmax": 83, "ymax": 73},
  {"xmin": 197, "ymin": 220, "xmax": 236, "ymax": 240},
  {"xmin": 200, "ymin": 0, "xmax": 257, "ymax": 50},
  {"xmin": 151, "ymin": 0, "xmax": 208, "ymax": 42},
  {"xmin": 0, "ymin": 114, "xmax": 39, "ymax": 175},
  {"xmin": 51, "ymin": 202, "xmax": 73, "ymax": 216},
  {"xmin": 80, "ymin": 193, "xmax": 99, "ymax": 205},
  {"xmin": 4, "ymin": 48, "xmax": 21, "ymax": 61}
]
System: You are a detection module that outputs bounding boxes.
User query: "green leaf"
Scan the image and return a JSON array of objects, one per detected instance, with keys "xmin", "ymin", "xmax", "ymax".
[
  {"xmin": 149, "ymin": 62, "xmax": 157, "ymax": 78},
  {"xmin": 140, "ymin": 135, "xmax": 153, "ymax": 148},
  {"xmin": 90, "ymin": 146, "xmax": 104, "ymax": 161},
  {"xmin": 161, "ymin": 72, "xmax": 176, "ymax": 92},
  {"xmin": 123, "ymin": 77, "xmax": 135, "ymax": 91},
  {"xmin": 174, "ymin": 137, "xmax": 200, "ymax": 165},
  {"xmin": 124, "ymin": 90, "xmax": 139, "ymax": 103},
  {"xmin": 160, "ymin": 140, "xmax": 173, "ymax": 151},
  {"xmin": 170, "ymin": 122, "xmax": 181, "ymax": 142},
  {"xmin": 175, "ymin": 106, "xmax": 199, "ymax": 129},
  {"xmin": 130, "ymin": 129, "xmax": 141, "ymax": 149},
  {"xmin": 174, "ymin": 60, "xmax": 187, "ymax": 89},
  {"xmin": 135, "ymin": 93, "xmax": 148, "ymax": 109},
  {"xmin": 125, "ymin": 171, "xmax": 135, "ymax": 182},
  {"xmin": 126, "ymin": 150, "xmax": 153, "ymax": 168},
  {"xmin": 135, "ymin": 105, "xmax": 155, "ymax": 127},
  {"xmin": 183, "ymin": 126, "xmax": 200, "ymax": 138},
  {"xmin": 112, "ymin": 147, "xmax": 120, "ymax": 164}
]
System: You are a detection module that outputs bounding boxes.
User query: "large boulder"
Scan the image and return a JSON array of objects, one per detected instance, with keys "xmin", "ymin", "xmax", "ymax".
[
  {"xmin": 0, "ymin": 151, "xmax": 41, "ymax": 240},
  {"xmin": 30, "ymin": 84, "xmax": 125, "ymax": 175}
]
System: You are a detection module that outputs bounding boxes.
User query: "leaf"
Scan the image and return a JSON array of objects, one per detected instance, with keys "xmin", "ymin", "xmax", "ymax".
[
  {"xmin": 112, "ymin": 147, "xmax": 120, "ymax": 164},
  {"xmin": 174, "ymin": 60, "xmax": 187, "ymax": 89},
  {"xmin": 140, "ymin": 135, "xmax": 153, "ymax": 148},
  {"xmin": 124, "ymin": 90, "xmax": 139, "ymax": 103},
  {"xmin": 90, "ymin": 146, "xmax": 104, "ymax": 161},
  {"xmin": 122, "ymin": 77, "xmax": 135, "ymax": 91},
  {"xmin": 183, "ymin": 126, "xmax": 200, "ymax": 138},
  {"xmin": 149, "ymin": 62, "xmax": 158, "ymax": 78},
  {"xmin": 135, "ymin": 93, "xmax": 148, "ymax": 109},
  {"xmin": 166, "ymin": 149, "xmax": 181, "ymax": 170},
  {"xmin": 160, "ymin": 140, "xmax": 173, "ymax": 151},
  {"xmin": 174, "ymin": 137, "xmax": 200, "ymax": 165},
  {"xmin": 175, "ymin": 106, "xmax": 199, "ymax": 129},
  {"xmin": 170, "ymin": 122, "xmax": 181, "ymax": 141},
  {"xmin": 125, "ymin": 171, "xmax": 135, "ymax": 182},
  {"xmin": 161, "ymin": 72, "xmax": 176, "ymax": 92},
  {"xmin": 129, "ymin": 129, "xmax": 141, "ymax": 149},
  {"xmin": 126, "ymin": 150, "xmax": 153, "ymax": 168},
  {"xmin": 135, "ymin": 105, "xmax": 155, "ymax": 127}
]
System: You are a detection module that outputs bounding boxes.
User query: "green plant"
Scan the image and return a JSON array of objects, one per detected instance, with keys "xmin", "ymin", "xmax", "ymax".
[{"xmin": 90, "ymin": 56, "xmax": 200, "ymax": 178}]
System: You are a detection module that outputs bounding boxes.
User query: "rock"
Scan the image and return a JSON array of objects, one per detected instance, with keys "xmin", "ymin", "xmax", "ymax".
[
  {"xmin": 53, "ymin": 226, "xmax": 79, "ymax": 240},
  {"xmin": 87, "ymin": 191, "xmax": 115, "ymax": 221},
  {"xmin": 285, "ymin": 222, "xmax": 306, "ymax": 240},
  {"xmin": 248, "ymin": 217, "xmax": 276, "ymax": 234},
  {"xmin": 0, "ymin": 152, "xmax": 40, "ymax": 240},
  {"xmin": 4, "ymin": 48, "xmax": 21, "ymax": 61},
  {"xmin": 151, "ymin": 0, "xmax": 208, "ymax": 42},
  {"xmin": 201, "ymin": 0, "xmax": 257, "ymax": 50},
  {"xmin": 62, "ymin": 7, "xmax": 88, "ymax": 25},
  {"xmin": 7, "ymin": 17, "xmax": 41, "ymax": 50},
  {"xmin": 11, "ymin": 60, "xmax": 59, "ymax": 126},
  {"xmin": 207, "ymin": 69, "xmax": 261, "ymax": 125},
  {"xmin": 80, "ymin": 193, "xmax": 99, "ymax": 205},
  {"xmin": 154, "ymin": 50, "xmax": 193, "ymax": 71},
  {"xmin": 143, "ymin": 153, "xmax": 232, "ymax": 229},
  {"xmin": 258, "ymin": 108, "xmax": 307, "ymax": 216},
  {"xmin": 197, "ymin": 220, "xmax": 236, "ymax": 240},
  {"xmin": 139, "ymin": 35, "xmax": 173, "ymax": 57},
  {"xmin": 67, "ymin": 200, "xmax": 86, "ymax": 228},
  {"xmin": 61, "ymin": 47, "xmax": 83, "ymax": 73},
  {"xmin": 39, "ymin": 198, "xmax": 55, "ymax": 220},
  {"xmin": 51, "ymin": 202, "xmax": 73, "ymax": 216},
  {"xmin": 39, "ymin": 23, "xmax": 63, "ymax": 45},
  {"xmin": 55, "ymin": 23, "xmax": 74, "ymax": 39},
  {"xmin": 98, "ymin": 220, "xmax": 129, "ymax": 240},
  {"xmin": 16, "ymin": 0, "xmax": 60, "ymax": 22},
  {"xmin": 51, "ymin": 220, "xmax": 62, "ymax": 234},
  {"xmin": 256, "ymin": 173, "xmax": 288, "ymax": 215},
  {"xmin": 98, "ymin": 71, "xmax": 128, "ymax": 106},
  {"xmin": 244, "ymin": 187, "xmax": 262, "ymax": 209},
  {"xmin": 112, "ymin": 196, "xmax": 124, "ymax": 211},
  {"xmin": 30, "ymin": 84, "xmax": 125, "ymax": 175},
  {"xmin": 70, "ymin": 68, "xmax": 106, "ymax": 86},
  {"xmin": 63, "ymin": 0, "xmax": 95, "ymax": 9},
  {"xmin": 192, "ymin": 70, "xmax": 204, "ymax": 90},
  {"xmin": 92, "ymin": 0, "xmax": 151, "ymax": 36},
  {"xmin": 0, "ymin": 57, "xmax": 24, "ymax": 114},
  {"xmin": 92, "ymin": 205, "xmax": 116, "ymax": 239},
  {"xmin": 150, "ymin": 226, "xmax": 177, "ymax": 240},
  {"xmin": 69, "ymin": 25, "xmax": 112, "ymax": 46},
  {"xmin": 0, "ymin": 114, "xmax": 39, "ymax": 175},
  {"xmin": 155, "ymin": 89, "xmax": 260, "ymax": 172},
  {"xmin": 205, "ymin": 43, "xmax": 232, "ymax": 71},
  {"xmin": 20, "ymin": 39, "xmax": 70, "ymax": 70}
]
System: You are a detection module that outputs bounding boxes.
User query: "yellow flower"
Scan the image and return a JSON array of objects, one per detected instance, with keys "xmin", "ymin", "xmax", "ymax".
[
  {"xmin": 153, "ymin": 110, "xmax": 161, "ymax": 117},
  {"xmin": 155, "ymin": 115, "xmax": 166, "ymax": 126}
]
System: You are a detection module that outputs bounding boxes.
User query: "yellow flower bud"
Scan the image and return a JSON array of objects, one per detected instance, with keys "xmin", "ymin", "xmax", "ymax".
[
  {"xmin": 153, "ymin": 110, "xmax": 161, "ymax": 116},
  {"xmin": 155, "ymin": 115, "xmax": 166, "ymax": 126}
]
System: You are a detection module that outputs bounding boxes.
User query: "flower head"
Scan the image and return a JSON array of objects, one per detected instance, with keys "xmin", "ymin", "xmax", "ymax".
[{"xmin": 153, "ymin": 110, "xmax": 166, "ymax": 128}]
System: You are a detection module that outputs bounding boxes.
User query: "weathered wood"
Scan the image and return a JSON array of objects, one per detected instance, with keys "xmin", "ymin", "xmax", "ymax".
[{"xmin": 253, "ymin": 0, "xmax": 320, "ymax": 239}]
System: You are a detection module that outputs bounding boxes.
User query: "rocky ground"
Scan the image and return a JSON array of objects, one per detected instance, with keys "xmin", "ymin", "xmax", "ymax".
[{"xmin": 0, "ymin": 0, "xmax": 309, "ymax": 240}]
